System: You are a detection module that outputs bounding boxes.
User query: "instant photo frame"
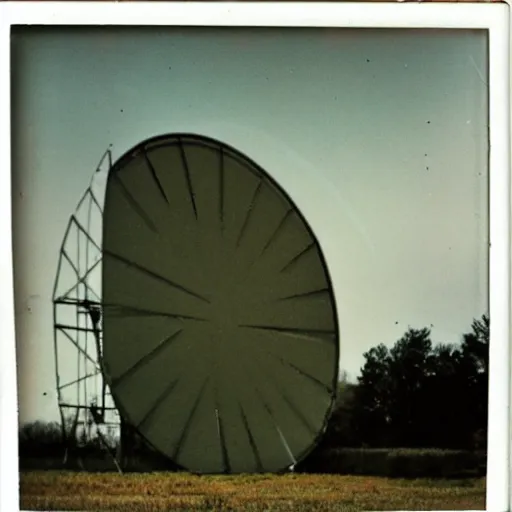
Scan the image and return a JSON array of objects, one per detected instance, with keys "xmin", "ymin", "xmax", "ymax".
[{"xmin": 0, "ymin": 2, "xmax": 510, "ymax": 512}]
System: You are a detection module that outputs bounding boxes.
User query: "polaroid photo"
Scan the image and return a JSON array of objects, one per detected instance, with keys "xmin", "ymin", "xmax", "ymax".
[{"xmin": 0, "ymin": 2, "xmax": 510, "ymax": 512}]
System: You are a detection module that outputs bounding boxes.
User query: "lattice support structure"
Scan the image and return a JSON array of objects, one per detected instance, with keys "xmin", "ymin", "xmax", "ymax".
[{"xmin": 52, "ymin": 148, "xmax": 121, "ymax": 466}]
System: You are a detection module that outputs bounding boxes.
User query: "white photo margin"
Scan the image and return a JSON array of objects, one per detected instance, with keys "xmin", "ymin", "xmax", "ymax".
[{"xmin": 0, "ymin": 3, "xmax": 509, "ymax": 512}]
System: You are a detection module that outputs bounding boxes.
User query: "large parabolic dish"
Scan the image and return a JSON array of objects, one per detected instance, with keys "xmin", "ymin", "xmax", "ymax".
[{"xmin": 101, "ymin": 133, "xmax": 339, "ymax": 474}]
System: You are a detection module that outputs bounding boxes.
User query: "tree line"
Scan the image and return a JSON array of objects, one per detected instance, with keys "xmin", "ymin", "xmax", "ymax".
[{"xmin": 318, "ymin": 314, "xmax": 489, "ymax": 453}]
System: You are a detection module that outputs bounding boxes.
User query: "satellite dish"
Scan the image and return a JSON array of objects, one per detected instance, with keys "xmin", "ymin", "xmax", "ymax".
[{"xmin": 101, "ymin": 133, "xmax": 339, "ymax": 474}]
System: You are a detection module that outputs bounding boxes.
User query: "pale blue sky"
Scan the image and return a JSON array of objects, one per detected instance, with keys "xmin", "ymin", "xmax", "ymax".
[{"xmin": 11, "ymin": 27, "xmax": 489, "ymax": 424}]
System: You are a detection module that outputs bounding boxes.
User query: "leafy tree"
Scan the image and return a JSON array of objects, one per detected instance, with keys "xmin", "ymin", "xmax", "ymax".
[
  {"xmin": 387, "ymin": 328, "xmax": 432, "ymax": 446},
  {"xmin": 419, "ymin": 343, "xmax": 468, "ymax": 448},
  {"xmin": 349, "ymin": 344, "xmax": 392, "ymax": 446},
  {"xmin": 459, "ymin": 314, "xmax": 489, "ymax": 449}
]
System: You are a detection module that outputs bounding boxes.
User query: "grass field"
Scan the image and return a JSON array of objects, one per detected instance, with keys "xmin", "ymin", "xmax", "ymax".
[{"xmin": 20, "ymin": 471, "xmax": 486, "ymax": 511}]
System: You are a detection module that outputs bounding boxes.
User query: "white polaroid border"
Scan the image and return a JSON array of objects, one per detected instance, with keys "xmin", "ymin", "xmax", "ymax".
[{"xmin": 0, "ymin": 3, "xmax": 509, "ymax": 512}]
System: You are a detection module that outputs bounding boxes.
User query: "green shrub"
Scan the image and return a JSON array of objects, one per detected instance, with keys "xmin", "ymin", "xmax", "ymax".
[
  {"xmin": 296, "ymin": 448, "xmax": 486, "ymax": 478},
  {"xmin": 386, "ymin": 448, "xmax": 486, "ymax": 478}
]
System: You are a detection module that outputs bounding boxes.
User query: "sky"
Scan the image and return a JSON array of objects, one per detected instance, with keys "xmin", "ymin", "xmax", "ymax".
[{"xmin": 11, "ymin": 27, "xmax": 489, "ymax": 425}]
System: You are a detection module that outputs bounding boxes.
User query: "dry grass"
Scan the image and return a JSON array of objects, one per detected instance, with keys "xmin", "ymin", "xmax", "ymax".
[{"xmin": 20, "ymin": 471, "xmax": 486, "ymax": 511}]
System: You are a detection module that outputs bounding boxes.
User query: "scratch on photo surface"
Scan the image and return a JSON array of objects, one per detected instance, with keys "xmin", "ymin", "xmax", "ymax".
[{"xmin": 469, "ymin": 54, "xmax": 488, "ymax": 87}]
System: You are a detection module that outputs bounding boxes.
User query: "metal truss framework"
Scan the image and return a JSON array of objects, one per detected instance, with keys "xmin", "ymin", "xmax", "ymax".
[{"xmin": 52, "ymin": 148, "xmax": 121, "ymax": 470}]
